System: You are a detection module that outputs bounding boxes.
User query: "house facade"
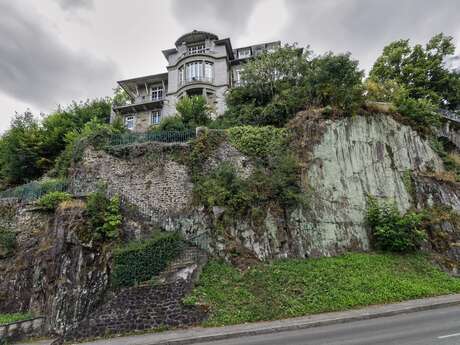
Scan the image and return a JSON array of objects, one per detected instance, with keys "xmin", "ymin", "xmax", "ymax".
[{"xmin": 112, "ymin": 30, "xmax": 280, "ymax": 132}]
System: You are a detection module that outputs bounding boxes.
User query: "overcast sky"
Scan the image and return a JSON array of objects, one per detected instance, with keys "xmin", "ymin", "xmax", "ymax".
[{"xmin": 0, "ymin": 0, "xmax": 459, "ymax": 133}]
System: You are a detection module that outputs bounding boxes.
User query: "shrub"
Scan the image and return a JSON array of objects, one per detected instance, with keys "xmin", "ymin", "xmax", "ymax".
[
  {"xmin": 226, "ymin": 126, "xmax": 287, "ymax": 160},
  {"xmin": 111, "ymin": 232, "xmax": 184, "ymax": 288},
  {"xmin": 366, "ymin": 197, "xmax": 426, "ymax": 252},
  {"xmin": 36, "ymin": 191, "xmax": 72, "ymax": 211},
  {"xmin": 0, "ymin": 228, "xmax": 16, "ymax": 258},
  {"xmin": 394, "ymin": 95, "xmax": 441, "ymax": 128},
  {"xmin": 86, "ymin": 188, "xmax": 122, "ymax": 241},
  {"xmin": 152, "ymin": 115, "xmax": 187, "ymax": 132},
  {"xmin": 176, "ymin": 96, "xmax": 210, "ymax": 128}
]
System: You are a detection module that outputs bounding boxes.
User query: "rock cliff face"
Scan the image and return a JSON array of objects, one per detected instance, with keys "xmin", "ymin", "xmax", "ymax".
[
  {"xmin": 70, "ymin": 114, "xmax": 459, "ymax": 261},
  {"xmin": 0, "ymin": 200, "xmax": 111, "ymax": 334}
]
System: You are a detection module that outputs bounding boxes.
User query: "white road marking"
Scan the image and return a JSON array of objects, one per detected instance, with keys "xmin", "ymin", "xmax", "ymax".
[{"xmin": 438, "ymin": 333, "xmax": 460, "ymax": 339}]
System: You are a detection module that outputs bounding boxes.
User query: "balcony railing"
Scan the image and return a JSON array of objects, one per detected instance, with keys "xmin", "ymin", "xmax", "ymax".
[{"xmin": 179, "ymin": 76, "xmax": 213, "ymax": 87}]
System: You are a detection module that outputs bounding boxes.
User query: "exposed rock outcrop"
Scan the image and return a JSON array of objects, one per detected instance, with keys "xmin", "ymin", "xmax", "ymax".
[{"xmin": 70, "ymin": 114, "xmax": 459, "ymax": 260}]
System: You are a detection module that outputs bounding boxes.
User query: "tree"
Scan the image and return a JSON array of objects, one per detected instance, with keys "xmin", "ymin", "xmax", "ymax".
[
  {"xmin": 176, "ymin": 95, "xmax": 210, "ymax": 127},
  {"xmin": 369, "ymin": 33, "xmax": 460, "ymax": 110},
  {"xmin": 0, "ymin": 112, "xmax": 45, "ymax": 186},
  {"xmin": 224, "ymin": 46, "xmax": 365, "ymax": 126},
  {"xmin": 305, "ymin": 52, "xmax": 364, "ymax": 113},
  {"xmin": 225, "ymin": 45, "xmax": 310, "ymax": 127}
]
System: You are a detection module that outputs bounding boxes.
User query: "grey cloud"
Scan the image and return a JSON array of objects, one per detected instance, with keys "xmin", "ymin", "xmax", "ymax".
[
  {"xmin": 55, "ymin": 0, "xmax": 93, "ymax": 11},
  {"xmin": 170, "ymin": 0, "xmax": 262, "ymax": 38},
  {"xmin": 281, "ymin": 0, "xmax": 460, "ymax": 71},
  {"xmin": 0, "ymin": 2, "xmax": 118, "ymax": 109}
]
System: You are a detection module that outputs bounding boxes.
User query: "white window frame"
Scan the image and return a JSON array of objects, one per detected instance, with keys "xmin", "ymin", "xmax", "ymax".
[
  {"xmin": 151, "ymin": 110, "xmax": 161, "ymax": 125},
  {"xmin": 125, "ymin": 115, "xmax": 135, "ymax": 130},
  {"xmin": 151, "ymin": 86, "xmax": 163, "ymax": 101},
  {"xmin": 204, "ymin": 61, "xmax": 214, "ymax": 82},
  {"xmin": 188, "ymin": 44, "xmax": 206, "ymax": 55},
  {"xmin": 238, "ymin": 48, "xmax": 252, "ymax": 59},
  {"xmin": 179, "ymin": 66, "xmax": 185, "ymax": 86},
  {"xmin": 186, "ymin": 61, "xmax": 203, "ymax": 82},
  {"xmin": 235, "ymin": 68, "xmax": 244, "ymax": 86}
]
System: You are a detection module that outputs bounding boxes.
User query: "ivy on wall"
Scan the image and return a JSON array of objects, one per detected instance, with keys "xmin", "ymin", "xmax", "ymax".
[{"xmin": 111, "ymin": 232, "xmax": 184, "ymax": 288}]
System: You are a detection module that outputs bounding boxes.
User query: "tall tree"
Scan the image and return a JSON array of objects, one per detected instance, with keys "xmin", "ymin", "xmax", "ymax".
[{"xmin": 369, "ymin": 33, "xmax": 460, "ymax": 109}]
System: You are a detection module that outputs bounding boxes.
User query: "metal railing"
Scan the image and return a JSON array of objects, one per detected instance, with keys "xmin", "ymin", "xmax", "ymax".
[
  {"xmin": 440, "ymin": 109, "xmax": 460, "ymax": 123},
  {"xmin": 0, "ymin": 179, "xmax": 69, "ymax": 202},
  {"xmin": 107, "ymin": 129, "xmax": 196, "ymax": 147}
]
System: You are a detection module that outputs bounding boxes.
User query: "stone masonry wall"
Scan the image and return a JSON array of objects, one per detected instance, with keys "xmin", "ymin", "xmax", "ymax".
[
  {"xmin": 64, "ymin": 280, "xmax": 207, "ymax": 340},
  {"xmin": 0, "ymin": 317, "xmax": 45, "ymax": 342}
]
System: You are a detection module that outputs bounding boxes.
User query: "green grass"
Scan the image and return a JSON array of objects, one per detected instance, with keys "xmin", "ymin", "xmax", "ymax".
[
  {"xmin": 185, "ymin": 253, "xmax": 460, "ymax": 326},
  {"xmin": 0, "ymin": 313, "xmax": 33, "ymax": 325}
]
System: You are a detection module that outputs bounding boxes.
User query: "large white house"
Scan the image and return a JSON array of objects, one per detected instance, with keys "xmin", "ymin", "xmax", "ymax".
[{"xmin": 112, "ymin": 30, "xmax": 280, "ymax": 132}]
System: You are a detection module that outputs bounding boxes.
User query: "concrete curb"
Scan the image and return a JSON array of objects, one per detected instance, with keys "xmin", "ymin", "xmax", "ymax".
[{"xmin": 18, "ymin": 294, "xmax": 460, "ymax": 345}]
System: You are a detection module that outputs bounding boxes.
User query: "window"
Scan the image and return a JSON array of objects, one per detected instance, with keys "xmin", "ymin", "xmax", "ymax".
[
  {"xmin": 186, "ymin": 61, "xmax": 203, "ymax": 81},
  {"xmin": 179, "ymin": 66, "xmax": 185, "ymax": 85},
  {"xmin": 151, "ymin": 110, "xmax": 161, "ymax": 125},
  {"xmin": 204, "ymin": 62, "xmax": 213, "ymax": 81},
  {"xmin": 179, "ymin": 61, "xmax": 214, "ymax": 85},
  {"xmin": 235, "ymin": 68, "xmax": 244, "ymax": 85},
  {"xmin": 125, "ymin": 115, "xmax": 135, "ymax": 130},
  {"xmin": 188, "ymin": 44, "xmax": 205, "ymax": 55},
  {"xmin": 266, "ymin": 43, "xmax": 278, "ymax": 53},
  {"xmin": 238, "ymin": 48, "xmax": 251, "ymax": 59},
  {"xmin": 151, "ymin": 86, "xmax": 163, "ymax": 101}
]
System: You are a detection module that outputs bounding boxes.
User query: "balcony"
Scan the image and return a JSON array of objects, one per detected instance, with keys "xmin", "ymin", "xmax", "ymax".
[
  {"xmin": 179, "ymin": 76, "xmax": 214, "ymax": 88},
  {"xmin": 113, "ymin": 96, "xmax": 164, "ymax": 115}
]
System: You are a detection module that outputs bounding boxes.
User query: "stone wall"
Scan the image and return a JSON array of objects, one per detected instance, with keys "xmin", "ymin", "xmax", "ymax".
[
  {"xmin": 70, "ymin": 114, "xmax": 460, "ymax": 261},
  {"xmin": 0, "ymin": 317, "xmax": 45, "ymax": 342},
  {"xmin": 63, "ymin": 246, "xmax": 208, "ymax": 340},
  {"xmin": 64, "ymin": 280, "xmax": 207, "ymax": 340}
]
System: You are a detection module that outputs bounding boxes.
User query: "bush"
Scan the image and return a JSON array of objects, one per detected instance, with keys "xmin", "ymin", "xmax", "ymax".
[
  {"xmin": 0, "ymin": 228, "xmax": 16, "ymax": 258},
  {"xmin": 226, "ymin": 126, "xmax": 287, "ymax": 159},
  {"xmin": 176, "ymin": 96, "xmax": 210, "ymax": 128},
  {"xmin": 111, "ymin": 232, "xmax": 184, "ymax": 288},
  {"xmin": 152, "ymin": 115, "xmax": 187, "ymax": 132},
  {"xmin": 366, "ymin": 197, "xmax": 426, "ymax": 252},
  {"xmin": 36, "ymin": 191, "xmax": 72, "ymax": 211},
  {"xmin": 394, "ymin": 95, "xmax": 441, "ymax": 128},
  {"xmin": 86, "ymin": 188, "xmax": 122, "ymax": 241}
]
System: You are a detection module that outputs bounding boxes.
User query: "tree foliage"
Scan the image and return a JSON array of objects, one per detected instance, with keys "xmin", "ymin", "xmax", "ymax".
[
  {"xmin": 176, "ymin": 95, "xmax": 210, "ymax": 128},
  {"xmin": 369, "ymin": 33, "xmax": 460, "ymax": 110},
  {"xmin": 0, "ymin": 99, "xmax": 113, "ymax": 188},
  {"xmin": 224, "ymin": 45, "xmax": 364, "ymax": 126}
]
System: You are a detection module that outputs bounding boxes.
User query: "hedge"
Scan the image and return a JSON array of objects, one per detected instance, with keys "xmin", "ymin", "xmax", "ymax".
[{"xmin": 111, "ymin": 232, "xmax": 184, "ymax": 288}]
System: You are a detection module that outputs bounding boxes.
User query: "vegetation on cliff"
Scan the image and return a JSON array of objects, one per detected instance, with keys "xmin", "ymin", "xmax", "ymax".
[{"xmin": 185, "ymin": 254, "xmax": 460, "ymax": 326}]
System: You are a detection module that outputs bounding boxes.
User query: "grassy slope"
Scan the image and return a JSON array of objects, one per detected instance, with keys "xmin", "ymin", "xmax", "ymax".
[
  {"xmin": 0, "ymin": 313, "xmax": 33, "ymax": 325},
  {"xmin": 185, "ymin": 253, "xmax": 460, "ymax": 326}
]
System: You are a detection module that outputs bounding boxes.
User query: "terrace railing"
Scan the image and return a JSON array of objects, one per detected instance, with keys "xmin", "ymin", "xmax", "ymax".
[
  {"xmin": 0, "ymin": 179, "xmax": 69, "ymax": 202},
  {"xmin": 107, "ymin": 129, "xmax": 196, "ymax": 147}
]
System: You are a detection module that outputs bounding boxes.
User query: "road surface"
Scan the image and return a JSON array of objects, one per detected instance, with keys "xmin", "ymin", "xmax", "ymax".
[{"xmin": 193, "ymin": 305, "xmax": 460, "ymax": 345}]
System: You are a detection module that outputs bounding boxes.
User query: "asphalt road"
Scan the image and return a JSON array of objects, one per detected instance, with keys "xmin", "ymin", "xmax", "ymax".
[{"xmin": 193, "ymin": 306, "xmax": 460, "ymax": 345}]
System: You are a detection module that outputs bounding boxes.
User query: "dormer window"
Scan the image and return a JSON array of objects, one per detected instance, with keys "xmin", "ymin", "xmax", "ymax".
[
  {"xmin": 151, "ymin": 86, "xmax": 163, "ymax": 101},
  {"xmin": 238, "ymin": 48, "xmax": 252, "ymax": 59},
  {"xmin": 188, "ymin": 44, "xmax": 206, "ymax": 55}
]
